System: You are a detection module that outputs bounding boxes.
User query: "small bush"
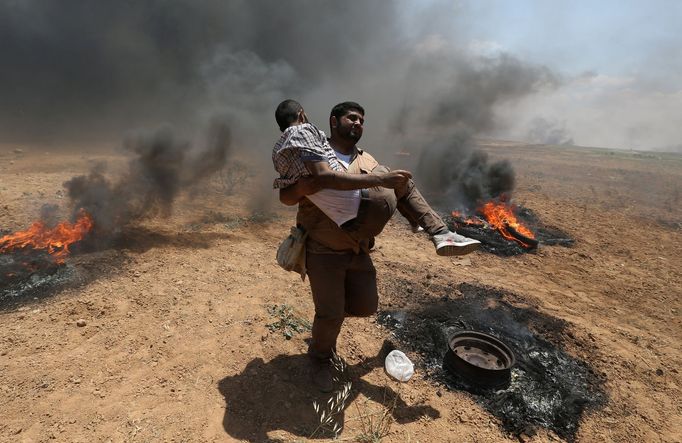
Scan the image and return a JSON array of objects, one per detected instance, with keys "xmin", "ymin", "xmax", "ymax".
[{"xmin": 266, "ymin": 304, "xmax": 311, "ymax": 339}]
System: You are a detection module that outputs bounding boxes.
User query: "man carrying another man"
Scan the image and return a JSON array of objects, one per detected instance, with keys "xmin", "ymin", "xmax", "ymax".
[{"xmin": 274, "ymin": 100, "xmax": 480, "ymax": 391}]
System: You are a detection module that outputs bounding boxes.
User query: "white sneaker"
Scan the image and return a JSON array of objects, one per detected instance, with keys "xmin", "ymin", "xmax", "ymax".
[{"xmin": 433, "ymin": 231, "xmax": 481, "ymax": 256}]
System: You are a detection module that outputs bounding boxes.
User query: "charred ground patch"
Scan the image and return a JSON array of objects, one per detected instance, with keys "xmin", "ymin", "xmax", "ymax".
[
  {"xmin": 0, "ymin": 225, "xmax": 235, "ymax": 309},
  {"xmin": 0, "ymin": 249, "xmax": 130, "ymax": 310},
  {"xmin": 377, "ymin": 282, "xmax": 606, "ymax": 441}
]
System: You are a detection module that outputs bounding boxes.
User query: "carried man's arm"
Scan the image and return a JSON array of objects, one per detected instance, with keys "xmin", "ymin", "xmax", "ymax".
[
  {"xmin": 279, "ymin": 162, "xmax": 412, "ymax": 205},
  {"xmin": 305, "ymin": 161, "xmax": 411, "ymax": 190},
  {"xmin": 279, "ymin": 176, "xmax": 320, "ymax": 206}
]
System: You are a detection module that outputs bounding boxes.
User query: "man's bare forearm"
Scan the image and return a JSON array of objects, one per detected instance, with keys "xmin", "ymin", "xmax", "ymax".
[{"xmin": 305, "ymin": 160, "xmax": 383, "ymax": 191}]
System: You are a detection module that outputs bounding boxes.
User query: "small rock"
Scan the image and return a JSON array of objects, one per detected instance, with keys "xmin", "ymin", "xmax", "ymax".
[
  {"xmin": 436, "ymin": 390, "xmax": 442, "ymax": 397},
  {"xmin": 655, "ymin": 368, "xmax": 664, "ymax": 376},
  {"xmin": 452, "ymin": 256, "xmax": 472, "ymax": 266},
  {"xmin": 76, "ymin": 319, "xmax": 87, "ymax": 327},
  {"xmin": 518, "ymin": 426, "xmax": 537, "ymax": 442}
]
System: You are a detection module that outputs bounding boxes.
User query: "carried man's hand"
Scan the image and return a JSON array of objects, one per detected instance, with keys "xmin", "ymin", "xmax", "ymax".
[
  {"xmin": 279, "ymin": 175, "xmax": 322, "ymax": 206},
  {"xmin": 378, "ymin": 169, "xmax": 412, "ymax": 189},
  {"xmin": 297, "ymin": 176, "xmax": 322, "ymax": 196}
]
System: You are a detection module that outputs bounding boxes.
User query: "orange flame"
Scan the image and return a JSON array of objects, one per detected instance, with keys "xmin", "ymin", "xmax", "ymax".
[
  {"xmin": 478, "ymin": 201, "xmax": 535, "ymax": 246},
  {"xmin": 451, "ymin": 210, "xmax": 484, "ymax": 226},
  {"xmin": 0, "ymin": 210, "xmax": 94, "ymax": 263}
]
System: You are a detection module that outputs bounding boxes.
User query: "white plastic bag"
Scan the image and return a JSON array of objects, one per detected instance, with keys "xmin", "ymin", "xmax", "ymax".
[{"xmin": 384, "ymin": 350, "xmax": 414, "ymax": 382}]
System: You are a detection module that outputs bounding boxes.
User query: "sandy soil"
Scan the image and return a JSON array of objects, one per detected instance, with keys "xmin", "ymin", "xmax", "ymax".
[{"xmin": 0, "ymin": 143, "xmax": 680, "ymax": 442}]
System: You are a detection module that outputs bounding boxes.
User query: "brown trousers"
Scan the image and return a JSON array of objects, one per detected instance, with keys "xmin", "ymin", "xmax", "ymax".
[
  {"xmin": 395, "ymin": 178, "xmax": 448, "ymax": 236},
  {"xmin": 306, "ymin": 250, "xmax": 377, "ymax": 360},
  {"xmin": 306, "ymin": 178, "xmax": 448, "ymax": 360}
]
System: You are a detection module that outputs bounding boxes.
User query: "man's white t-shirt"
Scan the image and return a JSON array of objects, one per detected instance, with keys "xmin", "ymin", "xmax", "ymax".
[{"xmin": 305, "ymin": 150, "xmax": 362, "ymax": 226}]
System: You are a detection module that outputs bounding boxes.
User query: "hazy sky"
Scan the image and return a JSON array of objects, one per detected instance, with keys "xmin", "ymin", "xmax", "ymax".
[
  {"xmin": 459, "ymin": 1, "xmax": 680, "ymax": 76},
  {"xmin": 431, "ymin": 0, "xmax": 682, "ymax": 150}
]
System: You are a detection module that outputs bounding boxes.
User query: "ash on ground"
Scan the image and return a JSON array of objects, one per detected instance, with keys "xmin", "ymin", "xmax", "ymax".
[
  {"xmin": 377, "ymin": 283, "xmax": 606, "ymax": 441},
  {"xmin": 0, "ymin": 252, "xmax": 78, "ymax": 307},
  {"xmin": 0, "ymin": 247, "xmax": 129, "ymax": 310},
  {"xmin": 443, "ymin": 207, "xmax": 575, "ymax": 256}
]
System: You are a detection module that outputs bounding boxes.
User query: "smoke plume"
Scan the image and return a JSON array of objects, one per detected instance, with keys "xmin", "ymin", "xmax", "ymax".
[
  {"xmin": 64, "ymin": 121, "xmax": 231, "ymax": 232},
  {"xmin": 2, "ymin": 0, "xmax": 678, "ymax": 155},
  {"xmin": 0, "ymin": 0, "xmax": 400, "ymax": 148},
  {"xmin": 526, "ymin": 117, "xmax": 574, "ymax": 146},
  {"xmin": 395, "ymin": 50, "xmax": 559, "ymax": 209},
  {"xmin": 2, "ymin": 0, "xmax": 568, "ymax": 214}
]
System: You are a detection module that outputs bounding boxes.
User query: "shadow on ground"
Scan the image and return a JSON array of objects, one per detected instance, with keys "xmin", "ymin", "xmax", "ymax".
[
  {"xmin": 218, "ymin": 352, "xmax": 440, "ymax": 442},
  {"xmin": 108, "ymin": 227, "xmax": 235, "ymax": 253}
]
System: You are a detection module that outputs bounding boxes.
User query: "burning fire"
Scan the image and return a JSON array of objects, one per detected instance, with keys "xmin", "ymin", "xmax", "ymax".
[
  {"xmin": 0, "ymin": 210, "xmax": 94, "ymax": 264},
  {"xmin": 478, "ymin": 201, "xmax": 535, "ymax": 247},
  {"xmin": 451, "ymin": 210, "xmax": 484, "ymax": 226}
]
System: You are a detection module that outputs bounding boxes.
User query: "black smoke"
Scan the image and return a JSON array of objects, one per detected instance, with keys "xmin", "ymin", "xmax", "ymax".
[
  {"xmin": 64, "ymin": 120, "xmax": 231, "ymax": 232},
  {"xmin": 0, "ymin": 0, "xmax": 400, "ymax": 146},
  {"xmin": 2, "ymin": 0, "xmax": 563, "ymax": 214},
  {"xmin": 418, "ymin": 145, "xmax": 516, "ymax": 210},
  {"xmin": 396, "ymin": 52, "xmax": 559, "ymax": 209}
]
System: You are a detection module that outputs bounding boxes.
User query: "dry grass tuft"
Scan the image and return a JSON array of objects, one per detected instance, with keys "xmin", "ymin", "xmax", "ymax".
[
  {"xmin": 310, "ymin": 352, "xmax": 352, "ymax": 439},
  {"xmin": 354, "ymin": 384, "xmax": 401, "ymax": 443}
]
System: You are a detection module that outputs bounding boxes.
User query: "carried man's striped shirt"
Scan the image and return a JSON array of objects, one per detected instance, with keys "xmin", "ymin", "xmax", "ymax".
[
  {"xmin": 271, "ymin": 123, "xmax": 361, "ymax": 226},
  {"xmin": 272, "ymin": 123, "xmax": 343, "ymax": 189}
]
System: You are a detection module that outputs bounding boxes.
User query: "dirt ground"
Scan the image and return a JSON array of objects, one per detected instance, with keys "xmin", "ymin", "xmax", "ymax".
[{"xmin": 0, "ymin": 142, "xmax": 680, "ymax": 443}]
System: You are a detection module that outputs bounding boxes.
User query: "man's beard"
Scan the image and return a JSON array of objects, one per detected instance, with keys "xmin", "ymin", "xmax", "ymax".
[{"xmin": 346, "ymin": 128, "xmax": 362, "ymax": 143}]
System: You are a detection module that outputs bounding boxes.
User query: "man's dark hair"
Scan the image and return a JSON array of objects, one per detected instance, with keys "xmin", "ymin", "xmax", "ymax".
[
  {"xmin": 275, "ymin": 99, "xmax": 303, "ymax": 132},
  {"xmin": 330, "ymin": 101, "xmax": 365, "ymax": 123}
]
